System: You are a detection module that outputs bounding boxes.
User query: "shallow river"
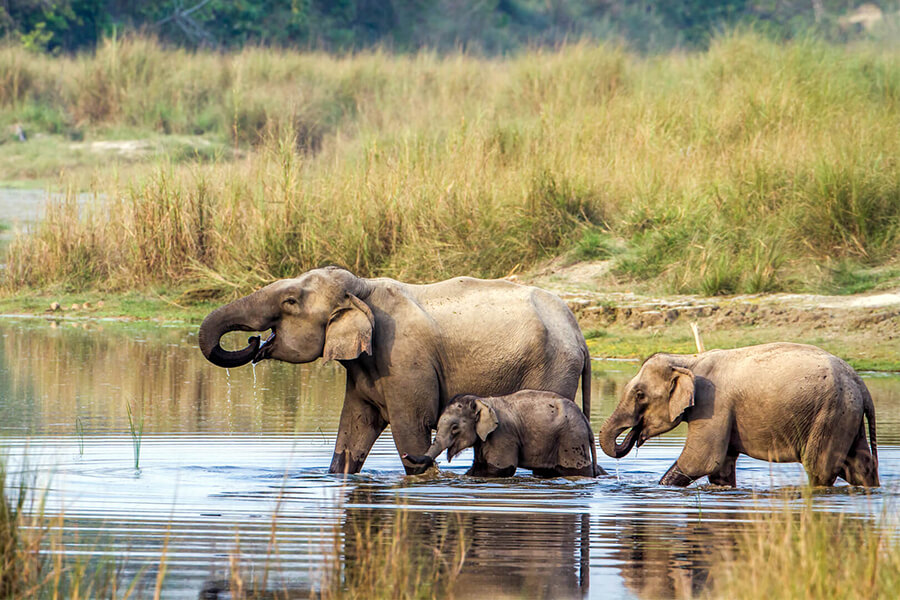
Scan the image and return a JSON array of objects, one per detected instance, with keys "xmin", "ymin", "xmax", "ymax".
[{"xmin": 0, "ymin": 317, "xmax": 897, "ymax": 599}]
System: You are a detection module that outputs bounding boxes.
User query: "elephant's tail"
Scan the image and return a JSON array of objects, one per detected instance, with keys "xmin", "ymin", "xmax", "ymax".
[
  {"xmin": 864, "ymin": 386, "xmax": 878, "ymax": 471},
  {"xmin": 581, "ymin": 348, "xmax": 591, "ymax": 420},
  {"xmin": 589, "ymin": 430, "xmax": 603, "ymax": 477}
]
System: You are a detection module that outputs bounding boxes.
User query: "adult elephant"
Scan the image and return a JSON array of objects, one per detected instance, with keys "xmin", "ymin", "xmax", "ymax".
[{"xmin": 198, "ymin": 266, "xmax": 592, "ymax": 475}]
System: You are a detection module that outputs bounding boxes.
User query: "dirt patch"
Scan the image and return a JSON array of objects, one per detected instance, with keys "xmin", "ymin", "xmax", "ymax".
[{"xmin": 518, "ymin": 260, "xmax": 900, "ymax": 344}]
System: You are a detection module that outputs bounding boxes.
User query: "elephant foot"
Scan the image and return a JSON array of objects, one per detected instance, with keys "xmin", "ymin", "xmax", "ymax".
[
  {"xmin": 329, "ymin": 450, "xmax": 365, "ymax": 475},
  {"xmin": 401, "ymin": 454, "xmax": 436, "ymax": 475},
  {"xmin": 659, "ymin": 462, "xmax": 695, "ymax": 487}
]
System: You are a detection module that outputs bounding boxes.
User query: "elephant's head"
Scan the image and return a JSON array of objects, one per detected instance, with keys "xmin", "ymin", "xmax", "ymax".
[
  {"xmin": 599, "ymin": 355, "xmax": 695, "ymax": 459},
  {"xmin": 198, "ymin": 267, "xmax": 374, "ymax": 368},
  {"xmin": 403, "ymin": 395, "xmax": 499, "ymax": 468}
]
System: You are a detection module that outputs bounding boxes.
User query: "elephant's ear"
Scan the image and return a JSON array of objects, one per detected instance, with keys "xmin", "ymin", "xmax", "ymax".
[
  {"xmin": 475, "ymin": 399, "xmax": 499, "ymax": 441},
  {"xmin": 668, "ymin": 366, "xmax": 695, "ymax": 422},
  {"xmin": 323, "ymin": 294, "xmax": 374, "ymax": 362}
]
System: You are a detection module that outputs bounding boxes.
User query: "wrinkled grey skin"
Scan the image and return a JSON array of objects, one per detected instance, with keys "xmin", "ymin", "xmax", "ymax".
[
  {"xmin": 405, "ymin": 392, "xmax": 605, "ymax": 478},
  {"xmin": 198, "ymin": 267, "xmax": 591, "ymax": 475},
  {"xmin": 598, "ymin": 342, "xmax": 879, "ymax": 487}
]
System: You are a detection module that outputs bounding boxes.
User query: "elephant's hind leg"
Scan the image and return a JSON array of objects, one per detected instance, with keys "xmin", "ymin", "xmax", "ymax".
[
  {"xmin": 803, "ymin": 408, "xmax": 856, "ymax": 487},
  {"xmin": 707, "ymin": 453, "xmax": 737, "ymax": 487},
  {"xmin": 839, "ymin": 428, "xmax": 879, "ymax": 487}
]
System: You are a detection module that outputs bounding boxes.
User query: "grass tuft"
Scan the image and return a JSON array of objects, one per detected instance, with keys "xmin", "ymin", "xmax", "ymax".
[{"xmin": 709, "ymin": 494, "xmax": 900, "ymax": 599}]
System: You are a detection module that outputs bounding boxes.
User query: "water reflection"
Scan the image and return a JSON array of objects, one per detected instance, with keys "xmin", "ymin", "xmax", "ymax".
[
  {"xmin": 0, "ymin": 317, "xmax": 897, "ymax": 599},
  {"xmin": 0, "ymin": 318, "xmax": 345, "ymax": 435},
  {"xmin": 335, "ymin": 482, "xmax": 592, "ymax": 599}
]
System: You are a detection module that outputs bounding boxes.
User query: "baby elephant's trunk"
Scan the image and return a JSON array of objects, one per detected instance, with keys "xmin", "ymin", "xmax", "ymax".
[{"xmin": 402, "ymin": 440, "xmax": 446, "ymax": 468}]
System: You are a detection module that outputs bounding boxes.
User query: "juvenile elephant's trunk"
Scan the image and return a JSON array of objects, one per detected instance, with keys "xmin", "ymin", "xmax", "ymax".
[
  {"xmin": 198, "ymin": 293, "xmax": 274, "ymax": 368},
  {"xmin": 598, "ymin": 408, "xmax": 641, "ymax": 459},
  {"xmin": 403, "ymin": 439, "xmax": 447, "ymax": 468}
]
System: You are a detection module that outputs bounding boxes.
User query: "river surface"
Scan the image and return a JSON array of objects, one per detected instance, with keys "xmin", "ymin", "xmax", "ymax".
[{"xmin": 0, "ymin": 317, "xmax": 897, "ymax": 599}]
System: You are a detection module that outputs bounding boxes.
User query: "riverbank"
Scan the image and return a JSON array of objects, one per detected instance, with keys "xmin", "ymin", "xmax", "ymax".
[{"xmin": 2, "ymin": 272, "xmax": 897, "ymax": 371}]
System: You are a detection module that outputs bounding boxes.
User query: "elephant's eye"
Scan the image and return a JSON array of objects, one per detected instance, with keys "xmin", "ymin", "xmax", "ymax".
[
  {"xmin": 451, "ymin": 425, "xmax": 460, "ymax": 434},
  {"xmin": 283, "ymin": 297, "xmax": 297, "ymax": 306},
  {"xmin": 634, "ymin": 389, "xmax": 645, "ymax": 401}
]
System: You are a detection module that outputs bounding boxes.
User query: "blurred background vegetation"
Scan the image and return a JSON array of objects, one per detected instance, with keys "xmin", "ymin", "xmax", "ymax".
[{"xmin": 1, "ymin": 1, "xmax": 899, "ymax": 55}]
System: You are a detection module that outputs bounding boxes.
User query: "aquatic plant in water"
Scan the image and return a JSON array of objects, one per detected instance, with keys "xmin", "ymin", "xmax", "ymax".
[{"xmin": 126, "ymin": 402, "xmax": 144, "ymax": 471}]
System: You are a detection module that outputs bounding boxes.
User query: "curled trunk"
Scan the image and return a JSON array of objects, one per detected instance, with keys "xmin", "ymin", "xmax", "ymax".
[
  {"xmin": 198, "ymin": 294, "xmax": 274, "ymax": 368},
  {"xmin": 598, "ymin": 408, "xmax": 640, "ymax": 459}
]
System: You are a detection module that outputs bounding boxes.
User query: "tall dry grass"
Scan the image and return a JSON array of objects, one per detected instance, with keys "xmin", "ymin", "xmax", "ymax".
[
  {"xmin": 709, "ymin": 495, "xmax": 900, "ymax": 599},
  {"xmin": 3, "ymin": 32, "xmax": 900, "ymax": 295}
]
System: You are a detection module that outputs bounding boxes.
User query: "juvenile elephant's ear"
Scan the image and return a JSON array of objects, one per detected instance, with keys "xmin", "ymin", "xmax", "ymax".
[
  {"xmin": 668, "ymin": 366, "xmax": 695, "ymax": 422},
  {"xmin": 475, "ymin": 399, "xmax": 499, "ymax": 441},
  {"xmin": 323, "ymin": 294, "xmax": 374, "ymax": 362}
]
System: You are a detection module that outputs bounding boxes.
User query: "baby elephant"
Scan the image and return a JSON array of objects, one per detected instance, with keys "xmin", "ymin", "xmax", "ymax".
[
  {"xmin": 598, "ymin": 342, "xmax": 878, "ymax": 487},
  {"xmin": 404, "ymin": 391, "xmax": 606, "ymax": 478}
]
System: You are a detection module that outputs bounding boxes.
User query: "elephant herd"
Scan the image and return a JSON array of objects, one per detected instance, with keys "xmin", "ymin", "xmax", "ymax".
[{"xmin": 199, "ymin": 267, "xmax": 879, "ymax": 488}]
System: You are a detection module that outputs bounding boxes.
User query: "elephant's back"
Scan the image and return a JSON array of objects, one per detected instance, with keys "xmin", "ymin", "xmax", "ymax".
[
  {"xmin": 412, "ymin": 279, "xmax": 586, "ymax": 400},
  {"xmin": 721, "ymin": 344, "xmax": 866, "ymax": 460},
  {"xmin": 504, "ymin": 393, "xmax": 593, "ymax": 470}
]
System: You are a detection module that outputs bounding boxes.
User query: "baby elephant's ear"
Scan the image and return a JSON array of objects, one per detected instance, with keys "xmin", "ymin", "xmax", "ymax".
[
  {"xmin": 474, "ymin": 399, "xmax": 499, "ymax": 441},
  {"xmin": 323, "ymin": 294, "xmax": 374, "ymax": 362},
  {"xmin": 668, "ymin": 366, "xmax": 695, "ymax": 422}
]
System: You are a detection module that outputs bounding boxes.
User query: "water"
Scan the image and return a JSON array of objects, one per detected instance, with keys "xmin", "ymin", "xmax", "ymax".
[{"xmin": 0, "ymin": 317, "xmax": 898, "ymax": 598}]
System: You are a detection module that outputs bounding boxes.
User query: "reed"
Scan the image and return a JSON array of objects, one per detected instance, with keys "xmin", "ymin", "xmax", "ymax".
[
  {"xmin": 3, "ymin": 32, "xmax": 899, "ymax": 296},
  {"xmin": 125, "ymin": 402, "xmax": 143, "ymax": 471}
]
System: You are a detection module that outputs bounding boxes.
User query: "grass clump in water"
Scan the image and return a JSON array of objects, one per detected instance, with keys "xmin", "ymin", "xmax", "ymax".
[
  {"xmin": 319, "ymin": 505, "xmax": 468, "ymax": 600},
  {"xmin": 709, "ymin": 495, "xmax": 900, "ymax": 599}
]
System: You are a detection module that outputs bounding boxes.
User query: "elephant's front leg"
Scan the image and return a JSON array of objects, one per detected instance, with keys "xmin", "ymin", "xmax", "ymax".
[
  {"xmin": 388, "ymin": 392, "xmax": 439, "ymax": 476},
  {"xmin": 330, "ymin": 393, "xmax": 387, "ymax": 474},
  {"xmin": 659, "ymin": 461, "xmax": 696, "ymax": 487},
  {"xmin": 660, "ymin": 422, "xmax": 731, "ymax": 486}
]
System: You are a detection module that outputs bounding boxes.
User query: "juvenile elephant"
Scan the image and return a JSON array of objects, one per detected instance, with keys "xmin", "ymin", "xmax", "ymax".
[
  {"xmin": 598, "ymin": 343, "xmax": 878, "ymax": 487},
  {"xmin": 198, "ymin": 267, "xmax": 592, "ymax": 475},
  {"xmin": 404, "ymin": 391, "xmax": 605, "ymax": 478}
]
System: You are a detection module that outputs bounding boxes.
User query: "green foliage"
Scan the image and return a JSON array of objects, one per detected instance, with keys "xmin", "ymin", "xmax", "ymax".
[
  {"xmin": 572, "ymin": 229, "xmax": 618, "ymax": 262},
  {"xmin": 2, "ymin": 1, "xmax": 899, "ymax": 54},
  {"xmin": 824, "ymin": 260, "xmax": 900, "ymax": 295}
]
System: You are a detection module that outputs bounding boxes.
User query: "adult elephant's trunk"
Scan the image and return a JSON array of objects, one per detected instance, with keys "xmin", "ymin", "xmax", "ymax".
[
  {"xmin": 598, "ymin": 407, "xmax": 641, "ymax": 459},
  {"xmin": 198, "ymin": 293, "xmax": 274, "ymax": 368}
]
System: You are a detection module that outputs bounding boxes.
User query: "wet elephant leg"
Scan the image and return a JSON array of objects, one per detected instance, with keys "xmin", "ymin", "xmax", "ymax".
[
  {"xmin": 839, "ymin": 431, "xmax": 879, "ymax": 487},
  {"xmin": 707, "ymin": 453, "xmax": 738, "ymax": 487},
  {"xmin": 330, "ymin": 393, "xmax": 386, "ymax": 474},
  {"xmin": 659, "ymin": 461, "xmax": 696, "ymax": 487},
  {"xmin": 388, "ymin": 392, "xmax": 439, "ymax": 476}
]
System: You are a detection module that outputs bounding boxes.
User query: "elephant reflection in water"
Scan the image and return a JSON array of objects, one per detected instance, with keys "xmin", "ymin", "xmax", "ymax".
[
  {"xmin": 339, "ymin": 485, "xmax": 591, "ymax": 599},
  {"xmin": 609, "ymin": 509, "xmax": 742, "ymax": 599}
]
